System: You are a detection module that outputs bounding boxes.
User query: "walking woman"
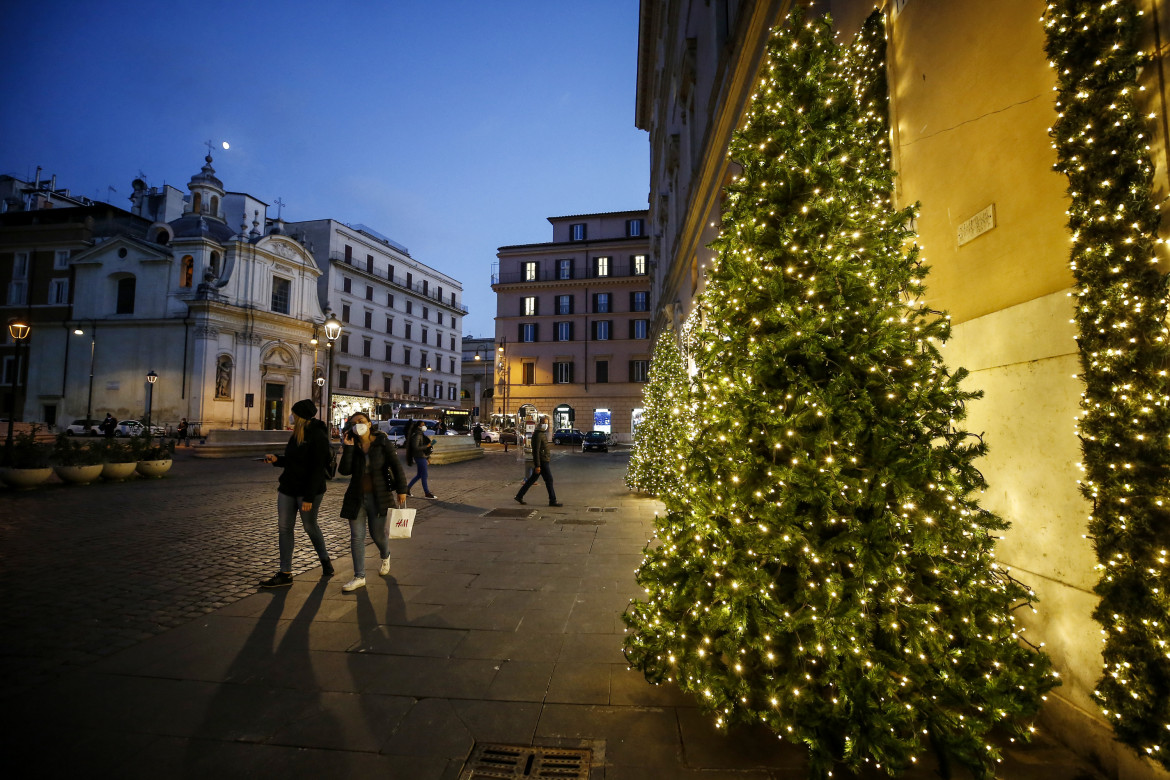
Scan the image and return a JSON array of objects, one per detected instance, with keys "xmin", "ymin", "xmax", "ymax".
[
  {"xmin": 337, "ymin": 411, "xmax": 408, "ymax": 592},
  {"xmin": 406, "ymin": 420, "xmax": 437, "ymax": 499},
  {"xmin": 259, "ymin": 399, "xmax": 334, "ymax": 588}
]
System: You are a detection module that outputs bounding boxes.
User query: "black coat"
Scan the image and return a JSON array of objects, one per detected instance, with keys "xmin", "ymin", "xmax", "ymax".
[
  {"xmin": 273, "ymin": 418, "xmax": 331, "ymax": 499},
  {"xmin": 530, "ymin": 429, "xmax": 551, "ymax": 465},
  {"xmin": 406, "ymin": 428, "xmax": 431, "ymax": 465},
  {"xmin": 338, "ymin": 431, "xmax": 408, "ymax": 519}
]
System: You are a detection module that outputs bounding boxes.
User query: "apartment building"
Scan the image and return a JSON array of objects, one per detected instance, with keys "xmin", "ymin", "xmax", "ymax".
[
  {"xmin": 289, "ymin": 219, "xmax": 466, "ymax": 426},
  {"xmin": 492, "ymin": 211, "xmax": 650, "ymax": 441}
]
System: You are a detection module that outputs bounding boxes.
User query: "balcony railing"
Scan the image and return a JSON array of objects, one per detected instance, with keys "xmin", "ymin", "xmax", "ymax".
[
  {"xmin": 331, "ymin": 253, "xmax": 469, "ymax": 313},
  {"xmin": 492, "ymin": 263, "xmax": 649, "ymax": 285}
]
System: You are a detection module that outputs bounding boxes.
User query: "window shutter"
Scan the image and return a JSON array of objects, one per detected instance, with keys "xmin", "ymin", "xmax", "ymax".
[
  {"xmin": 569, "ymin": 362, "xmax": 575, "ymax": 384},
  {"xmin": 591, "ymin": 321, "xmax": 597, "ymax": 340},
  {"xmin": 569, "ymin": 295, "xmax": 575, "ymax": 314},
  {"xmin": 535, "ymin": 297, "xmax": 540, "ymax": 316},
  {"xmin": 533, "ymin": 323, "xmax": 539, "ymax": 342},
  {"xmin": 629, "ymin": 361, "xmax": 635, "ymax": 381},
  {"xmin": 629, "ymin": 291, "xmax": 636, "ymax": 311},
  {"xmin": 569, "ymin": 322, "xmax": 575, "ymax": 341},
  {"xmin": 518, "ymin": 323, "xmax": 524, "ymax": 341},
  {"xmin": 628, "ymin": 319, "xmax": 635, "ymax": 340}
]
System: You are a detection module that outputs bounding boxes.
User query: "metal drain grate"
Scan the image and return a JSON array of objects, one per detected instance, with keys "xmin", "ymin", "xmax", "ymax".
[
  {"xmin": 483, "ymin": 508, "xmax": 538, "ymax": 518},
  {"xmin": 557, "ymin": 518, "xmax": 605, "ymax": 525},
  {"xmin": 460, "ymin": 743, "xmax": 591, "ymax": 779},
  {"xmin": 586, "ymin": 507, "xmax": 619, "ymax": 513}
]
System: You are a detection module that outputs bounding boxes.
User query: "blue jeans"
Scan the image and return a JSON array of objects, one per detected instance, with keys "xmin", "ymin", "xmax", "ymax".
[
  {"xmin": 277, "ymin": 491, "xmax": 329, "ymax": 572},
  {"xmin": 407, "ymin": 457, "xmax": 430, "ymax": 494},
  {"xmin": 349, "ymin": 492, "xmax": 389, "ymax": 578},
  {"xmin": 516, "ymin": 461, "xmax": 556, "ymax": 504}
]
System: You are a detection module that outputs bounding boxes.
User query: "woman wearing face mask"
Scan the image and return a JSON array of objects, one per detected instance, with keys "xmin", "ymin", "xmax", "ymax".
[
  {"xmin": 337, "ymin": 412, "xmax": 408, "ymax": 592},
  {"xmin": 514, "ymin": 414, "xmax": 562, "ymax": 507},
  {"xmin": 405, "ymin": 419, "xmax": 437, "ymax": 499},
  {"xmin": 259, "ymin": 399, "xmax": 334, "ymax": 588}
]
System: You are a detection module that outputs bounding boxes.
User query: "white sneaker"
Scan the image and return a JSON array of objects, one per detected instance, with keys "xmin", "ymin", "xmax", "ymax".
[
  {"xmin": 379, "ymin": 557, "xmax": 391, "ymax": 576},
  {"xmin": 342, "ymin": 577, "xmax": 366, "ymax": 592}
]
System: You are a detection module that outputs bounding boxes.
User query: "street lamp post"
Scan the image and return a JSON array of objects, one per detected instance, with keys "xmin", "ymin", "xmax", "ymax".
[
  {"xmin": 145, "ymin": 370, "xmax": 158, "ymax": 433},
  {"xmin": 73, "ymin": 325, "xmax": 96, "ymax": 425},
  {"xmin": 323, "ymin": 312, "xmax": 342, "ymax": 437},
  {"xmin": 497, "ymin": 341, "xmax": 509, "ymax": 452},
  {"xmin": 4, "ymin": 317, "xmax": 31, "ymax": 466}
]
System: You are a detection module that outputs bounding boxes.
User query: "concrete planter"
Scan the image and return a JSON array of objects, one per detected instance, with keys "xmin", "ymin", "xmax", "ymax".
[
  {"xmin": 54, "ymin": 464, "xmax": 104, "ymax": 485},
  {"xmin": 0, "ymin": 467, "xmax": 54, "ymax": 489},
  {"xmin": 101, "ymin": 462, "xmax": 138, "ymax": 481},
  {"xmin": 136, "ymin": 459, "xmax": 173, "ymax": 478}
]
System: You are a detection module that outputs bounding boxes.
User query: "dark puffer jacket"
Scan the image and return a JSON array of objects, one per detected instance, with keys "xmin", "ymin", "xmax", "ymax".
[
  {"xmin": 406, "ymin": 426, "xmax": 431, "ymax": 466},
  {"xmin": 338, "ymin": 431, "xmax": 408, "ymax": 519},
  {"xmin": 272, "ymin": 418, "xmax": 332, "ymax": 499}
]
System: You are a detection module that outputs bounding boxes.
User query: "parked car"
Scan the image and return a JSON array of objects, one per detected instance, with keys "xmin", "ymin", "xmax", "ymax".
[
  {"xmin": 498, "ymin": 429, "xmax": 520, "ymax": 445},
  {"xmin": 117, "ymin": 420, "xmax": 165, "ymax": 437},
  {"xmin": 385, "ymin": 419, "xmax": 437, "ymax": 439},
  {"xmin": 480, "ymin": 428, "xmax": 500, "ymax": 443},
  {"xmin": 552, "ymin": 428, "xmax": 584, "ymax": 445},
  {"xmin": 381, "ymin": 424, "xmax": 407, "ymax": 447},
  {"xmin": 64, "ymin": 419, "xmax": 102, "ymax": 436},
  {"xmin": 582, "ymin": 431, "xmax": 610, "ymax": 452}
]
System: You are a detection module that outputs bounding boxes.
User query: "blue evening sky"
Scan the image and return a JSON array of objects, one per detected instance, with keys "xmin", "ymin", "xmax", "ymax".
[{"xmin": 0, "ymin": 0, "xmax": 649, "ymax": 338}]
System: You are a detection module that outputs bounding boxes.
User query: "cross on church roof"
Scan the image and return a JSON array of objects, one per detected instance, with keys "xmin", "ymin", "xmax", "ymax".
[
  {"xmin": 204, "ymin": 139, "xmax": 216, "ymax": 157},
  {"xmin": 274, "ymin": 197, "xmax": 286, "ymax": 219}
]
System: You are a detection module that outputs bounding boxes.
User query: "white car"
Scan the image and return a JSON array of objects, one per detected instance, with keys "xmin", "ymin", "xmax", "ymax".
[
  {"xmin": 65, "ymin": 419, "xmax": 102, "ymax": 436},
  {"xmin": 117, "ymin": 420, "xmax": 166, "ymax": 437}
]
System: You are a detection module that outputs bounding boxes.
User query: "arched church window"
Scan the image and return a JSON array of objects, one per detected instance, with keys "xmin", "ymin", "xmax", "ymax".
[
  {"xmin": 210, "ymin": 195, "xmax": 219, "ymax": 217},
  {"xmin": 210, "ymin": 252, "xmax": 220, "ymax": 275},
  {"xmin": 115, "ymin": 275, "xmax": 136, "ymax": 314},
  {"xmin": 181, "ymin": 256, "xmax": 194, "ymax": 288},
  {"xmin": 192, "ymin": 192, "xmax": 202, "ymax": 214}
]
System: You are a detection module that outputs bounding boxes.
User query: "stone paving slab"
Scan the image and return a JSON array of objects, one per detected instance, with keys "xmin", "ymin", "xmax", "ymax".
[{"xmin": 0, "ymin": 445, "xmax": 1109, "ymax": 778}]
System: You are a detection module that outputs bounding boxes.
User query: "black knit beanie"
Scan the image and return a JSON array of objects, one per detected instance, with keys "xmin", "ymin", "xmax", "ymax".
[{"xmin": 291, "ymin": 399, "xmax": 317, "ymax": 419}]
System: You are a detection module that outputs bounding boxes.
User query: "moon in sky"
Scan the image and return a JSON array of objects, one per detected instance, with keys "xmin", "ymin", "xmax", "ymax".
[{"xmin": 222, "ymin": 141, "xmax": 230, "ymax": 150}]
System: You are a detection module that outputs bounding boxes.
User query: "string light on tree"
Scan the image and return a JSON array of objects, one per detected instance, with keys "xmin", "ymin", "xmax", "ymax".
[
  {"xmin": 1044, "ymin": 0, "xmax": 1170, "ymax": 767},
  {"xmin": 627, "ymin": 331, "xmax": 693, "ymax": 496},
  {"xmin": 623, "ymin": 10, "xmax": 1057, "ymax": 778}
]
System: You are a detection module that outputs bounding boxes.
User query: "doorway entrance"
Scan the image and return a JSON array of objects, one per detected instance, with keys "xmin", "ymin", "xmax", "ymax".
[{"xmin": 264, "ymin": 383, "xmax": 285, "ymax": 430}]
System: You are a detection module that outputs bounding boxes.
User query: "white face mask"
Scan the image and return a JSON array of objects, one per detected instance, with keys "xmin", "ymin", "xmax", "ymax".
[
  {"xmin": 538, "ymin": 423, "xmax": 548, "ymax": 431},
  {"xmin": 353, "ymin": 423, "xmax": 369, "ymax": 437}
]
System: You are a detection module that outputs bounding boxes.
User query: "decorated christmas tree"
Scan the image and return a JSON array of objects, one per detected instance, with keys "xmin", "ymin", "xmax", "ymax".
[
  {"xmin": 623, "ymin": 11, "xmax": 1057, "ymax": 778},
  {"xmin": 627, "ymin": 331, "xmax": 691, "ymax": 496},
  {"xmin": 1045, "ymin": 1, "xmax": 1170, "ymax": 766}
]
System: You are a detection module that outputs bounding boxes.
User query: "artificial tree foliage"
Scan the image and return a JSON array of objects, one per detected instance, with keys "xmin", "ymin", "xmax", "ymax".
[
  {"xmin": 1044, "ymin": 0, "xmax": 1170, "ymax": 766},
  {"xmin": 623, "ymin": 10, "xmax": 1057, "ymax": 778},
  {"xmin": 627, "ymin": 331, "xmax": 691, "ymax": 497}
]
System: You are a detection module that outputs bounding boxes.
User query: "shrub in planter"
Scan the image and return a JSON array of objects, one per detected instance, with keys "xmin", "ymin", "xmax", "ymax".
[
  {"xmin": 52, "ymin": 434, "xmax": 105, "ymax": 484},
  {"xmin": 1, "ymin": 426, "xmax": 53, "ymax": 488},
  {"xmin": 135, "ymin": 435, "xmax": 175, "ymax": 478},
  {"xmin": 98, "ymin": 438, "xmax": 138, "ymax": 481}
]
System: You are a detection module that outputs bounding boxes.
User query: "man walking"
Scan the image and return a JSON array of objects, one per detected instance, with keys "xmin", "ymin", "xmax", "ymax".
[{"xmin": 515, "ymin": 414, "xmax": 562, "ymax": 507}]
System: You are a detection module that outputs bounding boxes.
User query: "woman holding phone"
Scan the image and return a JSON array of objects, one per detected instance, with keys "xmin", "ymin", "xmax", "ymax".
[{"xmin": 337, "ymin": 411, "xmax": 408, "ymax": 592}]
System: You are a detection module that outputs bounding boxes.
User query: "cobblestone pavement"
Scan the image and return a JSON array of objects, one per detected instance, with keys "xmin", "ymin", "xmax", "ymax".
[{"xmin": 0, "ymin": 446, "xmax": 516, "ymax": 696}]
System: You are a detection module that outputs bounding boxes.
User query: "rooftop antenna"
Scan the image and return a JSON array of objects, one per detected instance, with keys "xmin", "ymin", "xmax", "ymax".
[{"xmin": 274, "ymin": 197, "xmax": 286, "ymax": 219}]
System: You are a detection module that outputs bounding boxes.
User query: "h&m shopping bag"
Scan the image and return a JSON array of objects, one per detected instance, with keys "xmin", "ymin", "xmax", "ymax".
[{"xmin": 388, "ymin": 507, "xmax": 416, "ymax": 539}]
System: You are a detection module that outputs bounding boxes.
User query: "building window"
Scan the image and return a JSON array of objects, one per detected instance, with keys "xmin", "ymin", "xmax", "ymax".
[
  {"xmin": 594, "ymin": 256, "xmax": 610, "ymax": 277},
  {"xmin": 385, "ymin": 343, "xmax": 393, "ymax": 361},
  {"xmin": 450, "ymin": 335, "xmax": 455, "ymax": 350},
  {"xmin": 7, "ymin": 281, "xmax": 27, "ymax": 305},
  {"xmin": 54, "ymin": 249, "xmax": 70, "ymax": 269},
  {"xmin": 555, "ymin": 322, "xmax": 573, "ymax": 342},
  {"xmin": 388, "ymin": 265, "xmax": 395, "ymax": 281},
  {"xmin": 521, "ymin": 323, "xmax": 538, "ymax": 343},
  {"xmin": 388, "ymin": 292, "xmax": 394, "ymax": 307},
  {"xmin": 437, "ymin": 286, "xmax": 443, "ymax": 300},
  {"xmin": 570, "ymin": 223, "xmax": 586, "ymax": 241},
  {"xmin": 402, "ymin": 377, "xmax": 411, "ymax": 395},
  {"xmin": 423, "ymin": 306, "xmax": 429, "ymax": 319},
  {"xmin": 421, "ymin": 380, "xmax": 428, "ymax": 397},
  {"xmin": 384, "ymin": 376, "xmax": 393, "ymax": 393},
  {"xmin": 343, "ymin": 277, "xmax": 352, "ymax": 293},
  {"xmin": 115, "ymin": 276, "xmax": 135, "ymax": 314},
  {"xmin": 523, "ymin": 261, "xmax": 539, "ymax": 281},
  {"xmin": 627, "ymin": 218, "xmax": 644, "ymax": 237},
  {"xmin": 340, "ymin": 334, "xmax": 350, "ymax": 353},
  {"xmin": 344, "ymin": 245, "xmax": 353, "ymax": 264},
  {"xmin": 451, "ymin": 292, "xmax": 456, "ymax": 306},
  {"xmin": 632, "ymin": 319, "xmax": 649, "ymax": 339},
  {"xmin": 523, "ymin": 363, "xmax": 535, "ymax": 384},
  {"xmin": 342, "ymin": 304, "xmax": 351, "ymax": 323},
  {"xmin": 630, "ymin": 360, "xmax": 649, "ymax": 382},
  {"xmin": 180, "ymin": 256, "xmax": 194, "ymax": 287},
  {"xmin": 361, "ymin": 373, "xmax": 371, "ymax": 391},
  {"xmin": 522, "ymin": 296, "xmax": 537, "ymax": 316},
  {"xmin": 594, "ymin": 293, "xmax": 610, "ymax": 313},
  {"xmin": 422, "ymin": 327, "xmax": 429, "ymax": 344},
  {"xmin": 449, "ymin": 385, "xmax": 457, "ymax": 401},
  {"xmin": 556, "ymin": 295, "xmax": 573, "ymax": 315},
  {"xmin": 339, "ymin": 369, "xmax": 348, "ymax": 387},
  {"xmin": 366, "ymin": 255, "xmax": 374, "ymax": 273},
  {"xmin": 553, "ymin": 361, "xmax": 574, "ymax": 384},
  {"xmin": 386, "ymin": 316, "xmax": 393, "ymax": 334},
  {"xmin": 449, "ymin": 357, "xmax": 455, "ymax": 373},
  {"xmin": 364, "ymin": 310, "xmax": 372, "ymax": 329},
  {"xmin": 451, "ymin": 314, "xmax": 457, "ymax": 327},
  {"xmin": 363, "ymin": 338, "xmax": 372, "ymax": 357},
  {"xmin": 404, "ymin": 346, "xmax": 412, "ymax": 365},
  {"xmin": 435, "ymin": 331, "xmax": 441, "ymax": 347},
  {"xmin": 366, "ymin": 285, "xmax": 373, "ymax": 301},
  {"xmin": 631, "ymin": 291, "xmax": 649, "ymax": 311},
  {"xmin": 558, "ymin": 258, "xmax": 573, "ymax": 280},
  {"xmin": 406, "ymin": 271, "xmax": 413, "ymax": 288},
  {"xmin": 406, "ymin": 300, "xmax": 413, "ymax": 315},
  {"xmin": 12, "ymin": 252, "xmax": 28, "ymax": 280},
  {"xmin": 49, "ymin": 279, "xmax": 69, "ymax": 305},
  {"xmin": 633, "ymin": 254, "xmax": 647, "ymax": 275},
  {"xmin": 596, "ymin": 360, "xmax": 609, "ymax": 383},
  {"xmin": 422, "ymin": 280, "xmax": 428, "ymax": 295},
  {"xmin": 593, "ymin": 321, "xmax": 611, "ymax": 341},
  {"xmin": 405, "ymin": 322, "xmax": 412, "ymax": 340}
]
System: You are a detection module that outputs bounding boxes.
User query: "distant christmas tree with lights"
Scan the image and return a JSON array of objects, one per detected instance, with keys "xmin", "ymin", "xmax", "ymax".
[
  {"xmin": 623, "ymin": 11, "xmax": 1057, "ymax": 778},
  {"xmin": 627, "ymin": 331, "xmax": 691, "ymax": 496},
  {"xmin": 1045, "ymin": 1, "xmax": 1170, "ymax": 766}
]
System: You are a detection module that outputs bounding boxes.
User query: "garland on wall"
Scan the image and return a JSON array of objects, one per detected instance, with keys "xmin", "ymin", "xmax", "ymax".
[
  {"xmin": 1044, "ymin": 0, "xmax": 1170, "ymax": 765},
  {"xmin": 623, "ymin": 10, "xmax": 1057, "ymax": 778}
]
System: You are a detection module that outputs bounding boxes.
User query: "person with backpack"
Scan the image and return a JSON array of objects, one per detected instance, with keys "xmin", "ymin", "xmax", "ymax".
[
  {"xmin": 405, "ymin": 420, "xmax": 436, "ymax": 499},
  {"xmin": 259, "ymin": 399, "xmax": 334, "ymax": 588},
  {"xmin": 337, "ymin": 411, "xmax": 408, "ymax": 592}
]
